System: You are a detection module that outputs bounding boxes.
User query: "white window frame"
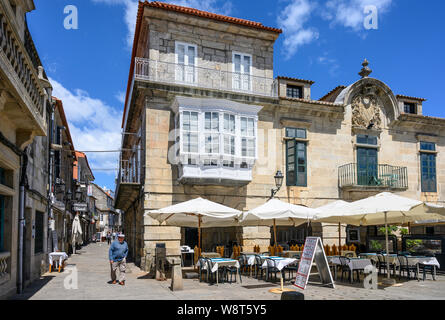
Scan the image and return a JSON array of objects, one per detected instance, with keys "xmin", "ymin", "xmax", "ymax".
[
  {"xmin": 180, "ymin": 111, "xmax": 200, "ymax": 165},
  {"xmin": 175, "ymin": 41, "xmax": 198, "ymax": 85},
  {"xmin": 177, "ymin": 109, "xmax": 258, "ymax": 168},
  {"xmin": 240, "ymin": 116, "xmax": 257, "ymax": 165},
  {"xmin": 232, "ymin": 51, "xmax": 253, "ymax": 92}
]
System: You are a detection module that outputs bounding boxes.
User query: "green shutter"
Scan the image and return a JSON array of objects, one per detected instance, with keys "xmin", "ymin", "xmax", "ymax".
[
  {"xmin": 285, "ymin": 128, "xmax": 307, "ymax": 187},
  {"xmin": 421, "ymin": 153, "xmax": 437, "ymax": 192}
]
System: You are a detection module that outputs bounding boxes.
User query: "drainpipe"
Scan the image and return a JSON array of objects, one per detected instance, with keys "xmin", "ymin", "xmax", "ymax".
[
  {"xmin": 18, "ymin": 147, "xmax": 28, "ymax": 294},
  {"xmin": 48, "ymin": 100, "xmax": 55, "ymax": 249}
]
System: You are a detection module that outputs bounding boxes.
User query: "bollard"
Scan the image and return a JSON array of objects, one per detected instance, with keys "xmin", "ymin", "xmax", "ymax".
[
  {"xmin": 281, "ymin": 291, "xmax": 305, "ymax": 300},
  {"xmin": 170, "ymin": 257, "xmax": 183, "ymax": 291}
]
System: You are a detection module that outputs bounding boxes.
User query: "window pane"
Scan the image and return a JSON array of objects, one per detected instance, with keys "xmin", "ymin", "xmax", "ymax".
[
  {"xmin": 243, "ymin": 56, "xmax": 251, "ymax": 74},
  {"xmin": 188, "ymin": 46, "xmax": 195, "ymax": 66},
  {"xmin": 234, "ymin": 54, "xmax": 241, "ymax": 72},
  {"xmin": 286, "ymin": 128, "xmax": 296, "ymax": 138},
  {"xmin": 421, "ymin": 152, "xmax": 437, "ymax": 192},
  {"xmin": 190, "ymin": 112, "xmax": 198, "ymax": 131},
  {"xmin": 420, "ymin": 142, "xmax": 436, "ymax": 151},
  {"xmin": 205, "ymin": 112, "xmax": 211, "ymax": 130},
  {"xmin": 241, "ymin": 118, "xmax": 247, "ymax": 136},
  {"xmin": 177, "ymin": 44, "xmax": 185, "ymax": 64},
  {"xmin": 248, "ymin": 119, "xmax": 254, "ymax": 136},
  {"xmin": 182, "ymin": 112, "xmax": 190, "ymax": 131}
]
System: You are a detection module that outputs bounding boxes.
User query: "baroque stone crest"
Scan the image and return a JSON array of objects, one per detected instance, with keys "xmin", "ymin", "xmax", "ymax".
[{"xmin": 351, "ymin": 89, "xmax": 382, "ymax": 130}]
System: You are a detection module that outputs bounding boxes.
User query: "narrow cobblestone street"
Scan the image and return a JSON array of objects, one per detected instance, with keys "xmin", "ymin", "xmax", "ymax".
[{"xmin": 8, "ymin": 242, "xmax": 445, "ymax": 300}]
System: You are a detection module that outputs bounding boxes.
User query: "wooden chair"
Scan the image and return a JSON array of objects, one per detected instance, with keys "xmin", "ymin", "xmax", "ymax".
[
  {"xmin": 324, "ymin": 245, "xmax": 331, "ymax": 256},
  {"xmin": 332, "ymin": 244, "xmax": 338, "ymax": 256}
]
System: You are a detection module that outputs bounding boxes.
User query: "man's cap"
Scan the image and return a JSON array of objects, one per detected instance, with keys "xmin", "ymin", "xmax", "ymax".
[{"xmin": 117, "ymin": 233, "xmax": 125, "ymax": 238}]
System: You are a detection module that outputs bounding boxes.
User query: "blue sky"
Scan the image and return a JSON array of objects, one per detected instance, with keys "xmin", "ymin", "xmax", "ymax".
[{"xmin": 27, "ymin": 0, "xmax": 445, "ymax": 192}]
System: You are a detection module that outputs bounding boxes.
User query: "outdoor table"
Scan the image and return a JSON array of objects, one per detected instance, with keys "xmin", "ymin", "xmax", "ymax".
[
  {"xmin": 201, "ymin": 252, "xmax": 221, "ymax": 259},
  {"xmin": 281, "ymin": 251, "xmax": 302, "ymax": 258},
  {"xmin": 359, "ymin": 253, "xmax": 398, "ymax": 265},
  {"xmin": 261, "ymin": 257, "xmax": 298, "ymax": 292},
  {"xmin": 246, "ymin": 255, "xmax": 277, "ymax": 266},
  {"xmin": 328, "ymin": 257, "xmax": 372, "ymax": 283},
  {"xmin": 48, "ymin": 252, "xmax": 68, "ymax": 272},
  {"xmin": 198, "ymin": 258, "xmax": 241, "ymax": 285},
  {"xmin": 359, "ymin": 253, "xmax": 441, "ymax": 280},
  {"xmin": 261, "ymin": 257, "xmax": 298, "ymax": 271},
  {"xmin": 402, "ymin": 256, "xmax": 440, "ymax": 281}
]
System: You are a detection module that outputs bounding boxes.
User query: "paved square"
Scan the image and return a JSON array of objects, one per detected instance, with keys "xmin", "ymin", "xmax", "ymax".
[{"xmin": 10, "ymin": 243, "xmax": 445, "ymax": 300}]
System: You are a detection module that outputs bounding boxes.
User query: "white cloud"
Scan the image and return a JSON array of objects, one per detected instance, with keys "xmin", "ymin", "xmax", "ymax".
[
  {"xmin": 50, "ymin": 78, "xmax": 123, "ymax": 175},
  {"xmin": 92, "ymin": 0, "xmax": 232, "ymax": 49},
  {"xmin": 115, "ymin": 91, "xmax": 126, "ymax": 104},
  {"xmin": 277, "ymin": 0, "xmax": 319, "ymax": 60},
  {"xmin": 92, "ymin": 0, "xmax": 138, "ymax": 48},
  {"xmin": 323, "ymin": 0, "xmax": 393, "ymax": 31}
]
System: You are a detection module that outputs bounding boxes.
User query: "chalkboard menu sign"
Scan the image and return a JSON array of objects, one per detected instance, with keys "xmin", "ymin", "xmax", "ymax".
[{"xmin": 294, "ymin": 237, "xmax": 335, "ymax": 290}]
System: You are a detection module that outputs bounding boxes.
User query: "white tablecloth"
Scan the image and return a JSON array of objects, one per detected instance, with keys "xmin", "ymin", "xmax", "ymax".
[
  {"xmin": 329, "ymin": 257, "xmax": 373, "ymax": 271},
  {"xmin": 360, "ymin": 254, "xmax": 441, "ymax": 268},
  {"xmin": 404, "ymin": 257, "xmax": 440, "ymax": 268},
  {"xmin": 262, "ymin": 258, "xmax": 298, "ymax": 271},
  {"xmin": 48, "ymin": 252, "xmax": 68, "ymax": 266},
  {"xmin": 246, "ymin": 255, "xmax": 277, "ymax": 266},
  {"xmin": 199, "ymin": 259, "xmax": 240, "ymax": 273}
]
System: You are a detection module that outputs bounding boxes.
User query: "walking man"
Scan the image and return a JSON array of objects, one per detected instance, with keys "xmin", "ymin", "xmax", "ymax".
[
  {"xmin": 109, "ymin": 233, "xmax": 128, "ymax": 285},
  {"xmin": 107, "ymin": 231, "xmax": 111, "ymax": 245}
]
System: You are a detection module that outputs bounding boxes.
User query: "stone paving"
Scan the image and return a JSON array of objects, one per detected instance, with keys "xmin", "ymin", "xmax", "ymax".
[{"xmin": 9, "ymin": 242, "xmax": 445, "ymax": 300}]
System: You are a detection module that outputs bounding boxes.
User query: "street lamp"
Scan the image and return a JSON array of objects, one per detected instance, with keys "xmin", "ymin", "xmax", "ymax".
[{"xmin": 270, "ymin": 170, "xmax": 284, "ymax": 199}]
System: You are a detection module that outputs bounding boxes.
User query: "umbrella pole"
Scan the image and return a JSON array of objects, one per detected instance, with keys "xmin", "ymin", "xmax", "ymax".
[
  {"xmin": 273, "ymin": 219, "xmax": 277, "ymax": 251},
  {"xmin": 338, "ymin": 223, "xmax": 341, "ymax": 250},
  {"xmin": 383, "ymin": 211, "xmax": 395, "ymax": 285},
  {"xmin": 198, "ymin": 216, "xmax": 202, "ymax": 253}
]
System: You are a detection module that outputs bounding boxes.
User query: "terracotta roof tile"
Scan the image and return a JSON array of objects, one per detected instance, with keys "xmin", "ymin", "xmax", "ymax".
[
  {"xmin": 146, "ymin": 1, "xmax": 282, "ymax": 34},
  {"xmin": 396, "ymin": 94, "xmax": 427, "ymax": 102},
  {"xmin": 319, "ymin": 85, "xmax": 346, "ymax": 102},
  {"xmin": 276, "ymin": 76, "xmax": 315, "ymax": 85}
]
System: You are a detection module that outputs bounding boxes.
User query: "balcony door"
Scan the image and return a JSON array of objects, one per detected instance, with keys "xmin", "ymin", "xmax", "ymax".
[
  {"xmin": 233, "ymin": 52, "xmax": 252, "ymax": 91},
  {"xmin": 176, "ymin": 42, "xmax": 197, "ymax": 84},
  {"xmin": 357, "ymin": 147, "xmax": 378, "ymax": 186}
]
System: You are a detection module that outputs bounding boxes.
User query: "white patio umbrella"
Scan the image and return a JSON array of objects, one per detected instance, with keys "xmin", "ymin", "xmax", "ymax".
[
  {"xmin": 71, "ymin": 214, "xmax": 83, "ymax": 254},
  {"xmin": 314, "ymin": 192, "xmax": 445, "ymax": 283},
  {"xmin": 316, "ymin": 200, "xmax": 352, "ymax": 249},
  {"xmin": 240, "ymin": 198, "xmax": 320, "ymax": 247},
  {"xmin": 145, "ymin": 197, "xmax": 241, "ymax": 250},
  {"xmin": 414, "ymin": 203, "xmax": 445, "ymax": 224}
]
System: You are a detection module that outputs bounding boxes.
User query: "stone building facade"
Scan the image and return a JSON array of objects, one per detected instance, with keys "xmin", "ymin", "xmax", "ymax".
[
  {"xmin": 91, "ymin": 183, "xmax": 116, "ymax": 236},
  {"xmin": 0, "ymin": 0, "xmax": 53, "ymax": 297},
  {"xmin": 115, "ymin": 2, "xmax": 445, "ymax": 274}
]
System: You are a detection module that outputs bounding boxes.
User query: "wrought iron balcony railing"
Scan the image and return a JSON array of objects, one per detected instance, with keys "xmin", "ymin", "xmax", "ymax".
[
  {"xmin": 0, "ymin": 10, "xmax": 45, "ymax": 127},
  {"xmin": 118, "ymin": 159, "xmax": 140, "ymax": 185},
  {"xmin": 134, "ymin": 57, "xmax": 277, "ymax": 98},
  {"xmin": 338, "ymin": 163, "xmax": 408, "ymax": 189}
]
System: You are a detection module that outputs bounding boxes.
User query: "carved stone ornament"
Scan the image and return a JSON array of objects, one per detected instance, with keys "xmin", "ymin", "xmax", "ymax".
[{"xmin": 351, "ymin": 91, "xmax": 382, "ymax": 130}]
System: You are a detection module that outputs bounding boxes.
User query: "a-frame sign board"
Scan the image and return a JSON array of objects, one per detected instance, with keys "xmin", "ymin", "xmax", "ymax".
[{"xmin": 294, "ymin": 237, "xmax": 335, "ymax": 290}]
